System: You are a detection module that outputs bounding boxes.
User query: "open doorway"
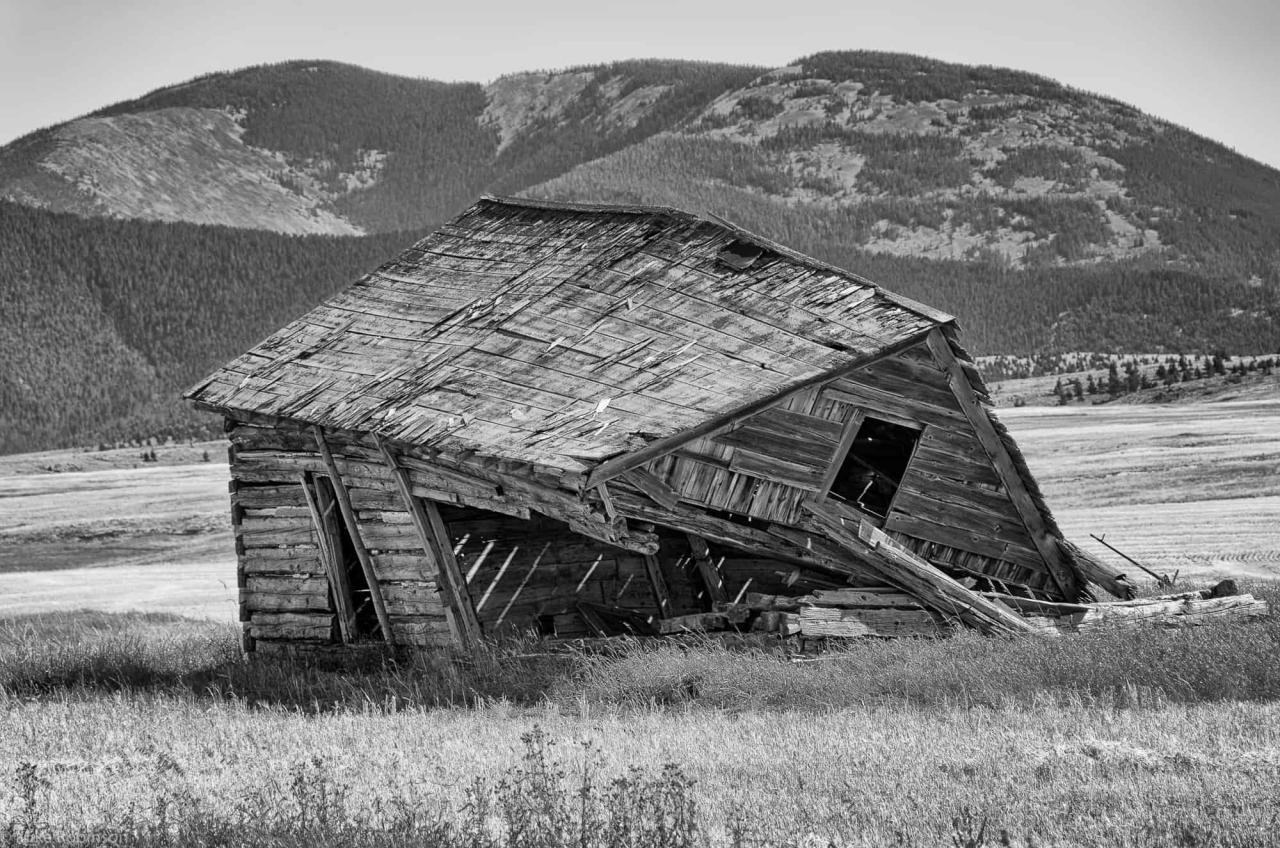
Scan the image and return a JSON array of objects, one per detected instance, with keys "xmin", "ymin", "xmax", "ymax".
[
  {"xmin": 828, "ymin": 416, "xmax": 921, "ymax": 518},
  {"xmin": 312, "ymin": 475, "xmax": 381, "ymax": 640}
]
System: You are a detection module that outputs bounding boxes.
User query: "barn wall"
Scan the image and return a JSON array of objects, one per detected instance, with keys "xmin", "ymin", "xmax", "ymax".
[
  {"xmin": 639, "ymin": 341, "xmax": 1057, "ymax": 594},
  {"xmin": 830, "ymin": 346, "xmax": 1053, "ymax": 593},
  {"xmin": 228, "ymin": 416, "xmax": 716, "ymax": 648},
  {"xmin": 228, "ymin": 419, "xmax": 452, "ymax": 651}
]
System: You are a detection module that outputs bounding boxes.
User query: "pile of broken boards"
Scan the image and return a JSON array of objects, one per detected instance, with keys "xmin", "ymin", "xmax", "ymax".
[{"xmin": 594, "ymin": 579, "xmax": 1270, "ymax": 646}]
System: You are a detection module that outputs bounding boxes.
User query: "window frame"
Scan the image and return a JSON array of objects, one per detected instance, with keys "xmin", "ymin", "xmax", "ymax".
[{"xmin": 819, "ymin": 409, "xmax": 925, "ymax": 521}]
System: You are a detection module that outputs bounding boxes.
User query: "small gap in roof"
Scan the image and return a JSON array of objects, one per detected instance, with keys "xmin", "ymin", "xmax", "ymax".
[{"xmin": 717, "ymin": 239, "xmax": 766, "ymax": 271}]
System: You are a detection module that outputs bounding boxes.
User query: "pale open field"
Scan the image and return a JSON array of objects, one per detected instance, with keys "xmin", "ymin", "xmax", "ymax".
[{"xmin": 1, "ymin": 397, "xmax": 1278, "ymax": 619}]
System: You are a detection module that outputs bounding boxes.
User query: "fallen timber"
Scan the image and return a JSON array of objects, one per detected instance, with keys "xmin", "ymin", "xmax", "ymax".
[{"xmin": 641, "ymin": 580, "xmax": 1270, "ymax": 641}]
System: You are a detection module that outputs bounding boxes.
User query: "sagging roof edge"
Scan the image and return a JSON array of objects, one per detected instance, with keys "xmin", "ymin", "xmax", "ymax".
[
  {"xmin": 483, "ymin": 195, "xmax": 958, "ymax": 327},
  {"xmin": 580, "ymin": 328, "xmax": 941, "ymax": 490}
]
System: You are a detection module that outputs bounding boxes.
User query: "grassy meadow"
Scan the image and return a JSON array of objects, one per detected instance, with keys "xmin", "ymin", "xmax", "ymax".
[
  {"xmin": 2, "ymin": 399, "xmax": 1280, "ymax": 845},
  {"xmin": 2, "ymin": 597, "xmax": 1280, "ymax": 847}
]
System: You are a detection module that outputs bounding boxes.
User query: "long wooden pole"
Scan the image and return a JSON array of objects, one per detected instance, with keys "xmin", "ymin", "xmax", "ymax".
[
  {"xmin": 685, "ymin": 533, "xmax": 727, "ymax": 605},
  {"xmin": 803, "ymin": 502, "xmax": 1042, "ymax": 636},
  {"xmin": 925, "ymin": 329, "xmax": 1080, "ymax": 600},
  {"xmin": 377, "ymin": 437, "xmax": 482, "ymax": 648},
  {"xmin": 312, "ymin": 426, "xmax": 395, "ymax": 645},
  {"xmin": 298, "ymin": 473, "xmax": 355, "ymax": 643},
  {"xmin": 643, "ymin": 554, "xmax": 674, "ymax": 618}
]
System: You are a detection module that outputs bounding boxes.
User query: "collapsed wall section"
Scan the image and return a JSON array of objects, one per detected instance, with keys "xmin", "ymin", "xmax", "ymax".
[
  {"xmin": 228, "ymin": 418, "xmax": 453, "ymax": 653},
  {"xmin": 633, "ymin": 336, "xmax": 1070, "ymax": 599}
]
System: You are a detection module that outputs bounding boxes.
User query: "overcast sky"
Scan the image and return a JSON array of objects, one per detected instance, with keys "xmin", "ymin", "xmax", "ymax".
[{"xmin": 3, "ymin": 0, "xmax": 1278, "ymax": 168}]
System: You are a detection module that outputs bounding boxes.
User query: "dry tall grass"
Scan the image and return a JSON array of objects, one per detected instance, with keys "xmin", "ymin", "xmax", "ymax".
[{"xmin": 2, "ymin": 588, "xmax": 1279, "ymax": 846}]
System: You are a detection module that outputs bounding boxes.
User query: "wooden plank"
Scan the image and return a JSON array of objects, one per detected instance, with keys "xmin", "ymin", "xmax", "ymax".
[
  {"xmin": 686, "ymin": 534, "xmax": 727, "ymax": 604},
  {"xmin": 743, "ymin": 592, "xmax": 803, "ymax": 611},
  {"xmin": 242, "ymin": 544, "xmax": 321, "ymax": 560},
  {"xmin": 656, "ymin": 612, "xmax": 729, "ymax": 635},
  {"xmin": 299, "ymin": 474, "xmax": 354, "ymax": 643},
  {"xmin": 249, "ymin": 612, "xmax": 334, "ymax": 641},
  {"xmin": 817, "ymin": 407, "xmax": 865, "ymax": 497},
  {"xmin": 1060, "ymin": 538, "xmax": 1137, "ymax": 600},
  {"xmin": 881, "ymin": 512, "xmax": 1045, "ymax": 574},
  {"xmin": 802, "ymin": 503, "xmax": 1042, "ymax": 636},
  {"xmin": 909, "ymin": 442, "xmax": 1003, "ymax": 489},
  {"xmin": 924, "ymin": 330, "xmax": 1080, "ymax": 600},
  {"xmin": 624, "ymin": 468, "xmax": 681, "ymax": 509},
  {"xmin": 848, "ymin": 360, "xmax": 960, "ymax": 411},
  {"xmin": 888, "ymin": 488, "xmax": 1035, "ymax": 550},
  {"xmin": 800, "ymin": 588, "xmax": 923, "ymax": 608},
  {"xmin": 798, "ymin": 607, "xmax": 946, "ymax": 638},
  {"xmin": 726, "ymin": 448, "xmax": 826, "ymax": 490},
  {"xmin": 895, "ymin": 469, "xmax": 1017, "ymax": 519},
  {"xmin": 823, "ymin": 382, "xmax": 963, "ymax": 429},
  {"xmin": 314, "ymin": 427, "xmax": 396, "ymax": 644},
  {"xmin": 421, "ymin": 495, "xmax": 486, "ymax": 644},
  {"xmin": 610, "ymin": 488, "xmax": 883, "ymax": 585},
  {"xmin": 644, "ymin": 554, "xmax": 674, "ymax": 618},
  {"xmin": 242, "ymin": 590, "xmax": 332, "ymax": 613},
  {"xmin": 377, "ymin": 438, "xmax": 480, "ymax": 648}
]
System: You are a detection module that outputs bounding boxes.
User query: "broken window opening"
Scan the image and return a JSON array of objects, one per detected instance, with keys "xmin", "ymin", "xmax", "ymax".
[
  {"xmin": 828, "ymin": 417, "xmax": 921, "ymax": 518},
  {"xmin": 717, "ymin": 239, "xmax": 766, "ymax": 271},
  {"xmin": 314, "ymin": 475, "xmax": 381, "ymax": 640}
]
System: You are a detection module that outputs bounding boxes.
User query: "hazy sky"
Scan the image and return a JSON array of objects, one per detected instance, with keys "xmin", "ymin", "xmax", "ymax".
[{"xmin": 2, "ymin": 0, "xmax": 1278, "ymax": 168}]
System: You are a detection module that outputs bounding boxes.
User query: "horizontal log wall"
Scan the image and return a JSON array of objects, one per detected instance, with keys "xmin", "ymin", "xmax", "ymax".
[{"xmin": 229, "ymin": 420, "xmax": 451, "ymax": 651}]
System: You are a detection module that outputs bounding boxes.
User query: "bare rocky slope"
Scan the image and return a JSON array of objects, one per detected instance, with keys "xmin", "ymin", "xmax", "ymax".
[{"xmin": 3, "ymin": 52, "xmax": 1280, "ymax": 452}]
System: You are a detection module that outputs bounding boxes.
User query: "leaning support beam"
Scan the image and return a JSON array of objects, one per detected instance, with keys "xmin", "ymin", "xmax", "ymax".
[
  {"xmin": 686, "ymin": 534, "xmax": 727, "ymax": 604},
  {"xmin": 1059, "ymin": 538, "xmax": 1137, "ymax": 600},
  {"xmin": 421, "ymin": 498, "xmax": 483, "ymax": 643},
  {"xmin": 298, "ymin": 473, "xmax": 356, "ymax": 643},
  {"xmin": 377, "ymin": 438, "xmax": 482, "ymax": 648},
  {"xmin": 643, "ymin": 554, "xmax": 674, "ymax": 618},
  {"xmin": 803, "ymin": 503, "xmax": 1042, "ymax": 636},
  {"xmin": 925, "ymin": 329, "xmax": 1080, "ymax": 600},
  {"xmin": 313, "ymin": 426, "xmax": 395, "ymax": 645}
]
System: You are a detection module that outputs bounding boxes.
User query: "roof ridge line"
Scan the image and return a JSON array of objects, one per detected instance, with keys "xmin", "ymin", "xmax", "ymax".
[{"xmin": 481, "ymin": 195, "xmax": 954, "ymax": 326}]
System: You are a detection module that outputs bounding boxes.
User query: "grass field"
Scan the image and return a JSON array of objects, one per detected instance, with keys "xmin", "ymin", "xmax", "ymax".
[
  {"xmin": 2, "ymin": 604, "xmax": 1280, "ymax": 847},
  {"xmin": 2, "ymin": 400, "xmax": 1279, "ymax": 845}
]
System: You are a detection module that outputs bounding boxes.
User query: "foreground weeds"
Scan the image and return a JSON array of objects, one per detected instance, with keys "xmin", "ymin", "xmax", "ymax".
[
  {"xmin": 2, "ymin": 585, "xmax": 1279, "ymax": 845},
  {"xmin": 4, "ymin": 582, "xmax": 1279, "ymax": 711},
  {"xmin": 2, "ymin": 727, "xmax": 701, "ymax": 848}
]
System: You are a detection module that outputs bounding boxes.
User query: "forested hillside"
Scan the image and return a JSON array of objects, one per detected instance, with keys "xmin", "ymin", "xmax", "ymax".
[
  {"xmin": 1, "ymin": 59, "xmax": 761, "ymax": 235},
  {"xmin": 3, "ymin": 51, "xmax": 1280, "ymax": 453},
  {"xmin": 0, "ymin": 202, "xmax": 417, "ymax": 453}
]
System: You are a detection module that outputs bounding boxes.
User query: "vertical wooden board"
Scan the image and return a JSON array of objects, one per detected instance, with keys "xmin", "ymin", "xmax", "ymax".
[
  {"xmin": 300, "ymin": 473, "xmax": 354, "ymax": 644},
  {"xmin": 314, "ymin": 428, "xmax": 396, "ymax": 644}
]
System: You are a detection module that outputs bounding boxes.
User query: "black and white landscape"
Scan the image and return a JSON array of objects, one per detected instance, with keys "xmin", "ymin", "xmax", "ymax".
[{"xmin": 2, "ymin": 33, "xmax": 1279, "ymax": 848}]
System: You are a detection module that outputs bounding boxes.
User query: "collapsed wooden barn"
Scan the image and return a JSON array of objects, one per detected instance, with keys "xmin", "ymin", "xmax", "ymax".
[{"xmin": 186, "ymin": 196, "xmax": 1129, "ymax": 654}]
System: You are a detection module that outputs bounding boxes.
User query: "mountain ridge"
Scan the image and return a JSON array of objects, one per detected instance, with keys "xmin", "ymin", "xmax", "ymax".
[{"xmin": 2, "ymin": 51, "xmax": 1278, "ymax": 454}]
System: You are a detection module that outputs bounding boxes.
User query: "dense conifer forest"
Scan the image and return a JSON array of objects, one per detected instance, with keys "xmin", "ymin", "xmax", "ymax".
[{"xmin": 0, "ymin": 202, "xmax": 418, "ymax": 453}]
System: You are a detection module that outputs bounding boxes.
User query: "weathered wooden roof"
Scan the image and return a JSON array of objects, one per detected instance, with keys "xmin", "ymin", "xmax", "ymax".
[{"xmin": 187, "ymin": 196, "xmax": 950, "ymax": 474}]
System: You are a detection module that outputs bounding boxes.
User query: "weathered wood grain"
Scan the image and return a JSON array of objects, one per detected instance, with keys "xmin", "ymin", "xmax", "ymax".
[{"xmin": 798, "ymin": 606, "xmax": 946, "ymax": 638}]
